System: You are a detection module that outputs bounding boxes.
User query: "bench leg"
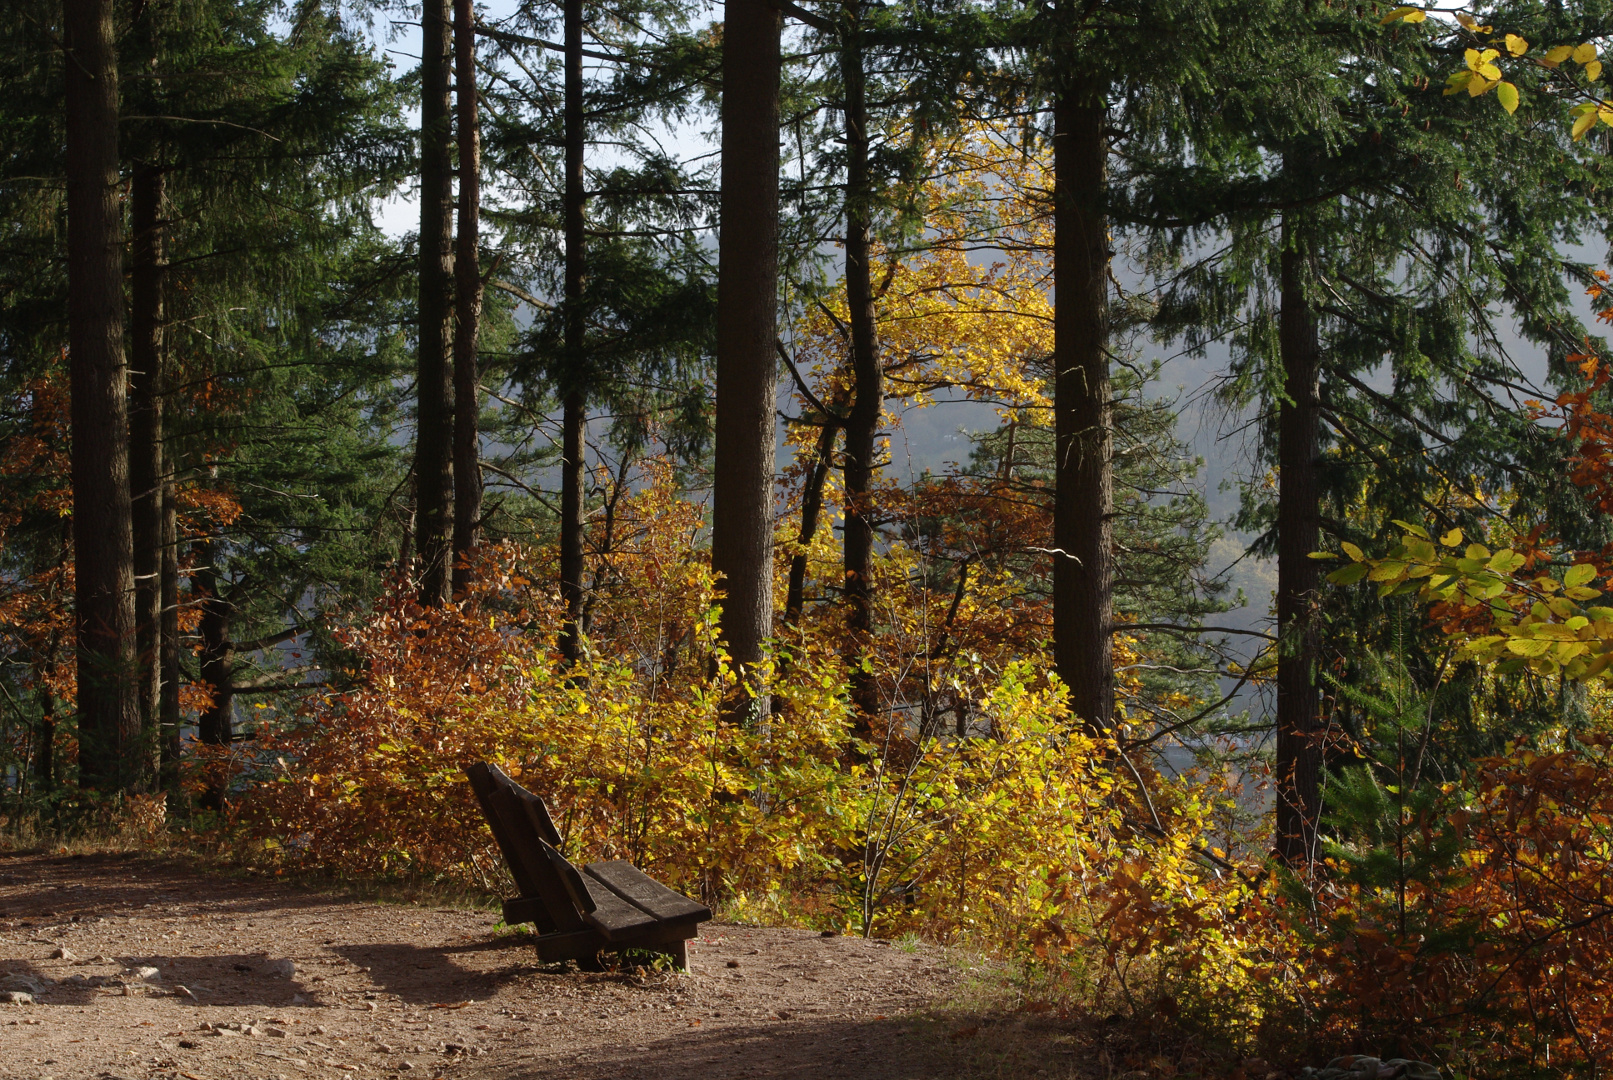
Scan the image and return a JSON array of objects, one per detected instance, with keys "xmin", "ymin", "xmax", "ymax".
[
  {"xmin": 667, "ymin": 939, "xmax": 688, "ymax": 971},
  {"xmin": 533, "ymin": 927, "xmax": 609, "ymax": 965}
]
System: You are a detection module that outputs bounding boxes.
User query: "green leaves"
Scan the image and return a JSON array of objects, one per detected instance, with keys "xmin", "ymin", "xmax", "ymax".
[
  {"xmin": 1328, "ymin": 562, "xmax": 1369, "ymax": 586},
  {"xmin": 1566, "ymin": 563, "xmax": 1598, "ymax": 588},
  {"xmin": 1416, "ymin": 15, "xmax": 1610, "ymax": 124},
  {"xmin": 1327, "ymin": 524, "xmax": 1613, "ymax": 681}
]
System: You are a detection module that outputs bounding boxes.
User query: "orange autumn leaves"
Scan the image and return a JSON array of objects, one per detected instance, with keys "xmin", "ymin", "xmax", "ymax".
[{"xmin": 233, "ymin": 463, "xmax": 1223, "ymax": 956}]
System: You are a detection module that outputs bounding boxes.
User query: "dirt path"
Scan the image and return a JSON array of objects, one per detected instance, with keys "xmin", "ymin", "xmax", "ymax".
[{"xmin": 0, "ymin": 851, "xmax": 1086, "ymax": 1080}]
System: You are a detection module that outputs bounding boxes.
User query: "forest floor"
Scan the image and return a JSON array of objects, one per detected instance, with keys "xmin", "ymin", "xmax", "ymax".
[{"xmin": 0, "ymin": 849, "xmax": 1120, "ymax": 1080}]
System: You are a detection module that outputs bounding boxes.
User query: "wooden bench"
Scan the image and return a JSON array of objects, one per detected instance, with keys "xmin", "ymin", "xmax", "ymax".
[{"xmin": 464, "ymin": 762, "xmax": 710, "ymax": 969}]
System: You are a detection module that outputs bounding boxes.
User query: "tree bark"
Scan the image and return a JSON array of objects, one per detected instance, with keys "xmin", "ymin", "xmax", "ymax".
[
  {"xmin": 840, "ymin": 4, "xmax": 881, "ymax": 725},
  {"xmin": 712, "ymin": 0, "xmax": 781, "ymax": 718},
  {"xmin": 1052, "ymin": 79, "xmax": 1114, "ymax": 736},
  {"xmin": 159, "ymin": 460, "xmax": 180, "ymax": 793},
  {"xmin": 195, "ymin": 546, "xmax": 232, "ymax": 749},
  {"xmin": 451, "ymin": 0, "xmax": 483, "ymax": 595},
  {"xmin": 33, "ymin": 685, "xmax": 56, "ymax": 792},
  {"xmin": 559, "ymin": 394, "xmax": 587, "ymax": 660},
  {"xmin": 130, "ymin": 161, "xmax": 165, "ymax": 790},
  {"xmin": 194, "ymin": 542, "xmax": 232, "ymax": 809},
  {"xmin": 33, "ymin": 524, "xmax": 72, "ymax": 794},
  {"xmin": 415, "ymin": 0, "xmax": 456, "ymax": 607},
  {"xmin": 1275, "ymin": 220, "xmax": 1323, "ymax": 864},
  {"xmin": 558, "ymin": 0, "xmax": 588, "ymax": 665},
  {"xmin": 785, "ymin": 417, "xmax": 840, "ymax": 626},
  {"xmin": 65, "ymin": 0, "xmax": 141, "ymax": 791}
]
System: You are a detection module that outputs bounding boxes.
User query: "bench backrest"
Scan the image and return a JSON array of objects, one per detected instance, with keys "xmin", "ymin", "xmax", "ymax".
[{"xmin": 465, "ymin": 763, "xmax": 595, "ymax": 932}]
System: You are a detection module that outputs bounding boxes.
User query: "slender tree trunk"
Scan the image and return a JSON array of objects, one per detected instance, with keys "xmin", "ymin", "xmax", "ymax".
[
  {"xmin": 33, "ymin": 525, "xmax": 72, "ymax": 793},
  {"xmin": 130, "ymin": 162, "xmax": 165, "ymax": 790},
  {"xmin": 840, "ymin": 6, "xmax": 881, "ymax": 725},
  {"xmin": 558, "ymin": 0, "xmax": 588, "ymax": 664},
  {"xmin": 195, "ymin": 547, "xmax": 232, "ymax": 749},
  {"xmin": 581, "ymin": 448, "xmax": 635, "ymax": 635},
  {"xmin": 415, "ymin": 0, "xmax": 456, "ymax": 606},
  {"xmin": 34, "ymin": 685, "xmax": 57, "ymax": 792},
  {"xmin": 559, "ymin": 395, "xmax": 587, "ymax": 659},
  {"xmin": 1052, "ymin": 78, "xmax": 1114, "ymax": 736},
  {"xmin": 398, "ymin": 474, "xmax": 416, "ymax": 572},
  {"xmin": 65, "ymin": 0, "xmax": 140, "ymax": 791},
  {"xmin": 785, "ymin": 418, "xmax": 840, "ymax": 626},
  {"xmin": 158, "ymin": 462, "xmax": 180, "ymax": 794},
  {"xmin": 451, "ymin": 0, "xmax": 483, "ymax": 595},
  {"xmin": 1275, "ymin": 220, "xmax": 1323, "ymax": 864},
  {"xmin": 195, "ymin": 543, "xmax": 232, "ymax": 810},
  {"xmin": 712, "ymin": 0, "xmax": 781, "ymax": 718}
]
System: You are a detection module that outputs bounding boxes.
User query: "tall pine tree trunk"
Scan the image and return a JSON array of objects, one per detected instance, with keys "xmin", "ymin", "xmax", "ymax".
[
  {"xmin": 840, "ymin": 6, "xmax": 881, "ymax": 725},
  {"xmin": 712, "ymin": 0, "xmax": 781, "ymax": 718},
  {"xmin": 159, "ymin": 462, "xmax": 180, "ymax": 793},
  {"xmin": 1275, "ymin": 220, "xmax": 1323, "ymax": 864},
  {"xmin": 451, "ymin": 0, "xmax": 483, "ymax": 594},
  {"xmin": 415, "ymin": 0, "xmax": 456, "ymax": 607},
  {"xmin": 1052, "ymin": 79, "xmax": 1114, "ymax": 735},
  {"xmin": 195, "ymin": 542, "xmax": 231, "ymax": 809},
  {"xmin": 130, "ymin": 161, "xmax": 165, "ymax": 789},
  {"xmin": 558, "ymin": 0, "xmax": 588, "ymax": 664},
  {"xmin": 65, "ymin": 0, "xmax": 141, "ymax": 791}
]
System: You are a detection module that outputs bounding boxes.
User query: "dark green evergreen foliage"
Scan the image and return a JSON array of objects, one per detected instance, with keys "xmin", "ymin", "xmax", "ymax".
[
  {"xmin": 949, "ymin": 365, "xmax": 1232, "ymax": 724},
  {"xmin": 1124, "ymin": 2, "xmax": 1613, "ymax": 791},
  {"xmin": 0, "ymin": 0, "xmax": 414, "ymax": 790},
  {"xmin": 0, "ymin": 0, "xmax": 73, "ymax": 800},
  {"xmin": 773, "ymin": 1, "xmax": 958, "ymax": 256},
  {"xmin": 473, "ymin": 0, "xmax": 720, "ymax": 533},
  {"xmin": 120, "ymin": 0, "xmax": 416, "ymax": 686},
  {"xmin": 522, "ymin": 235, "xmax": 715, "ymax": 460},
  {"xmin": 1323, "ymin": 600, "xmax": 1581, "ymax": 785},
  {"xmin": 0, "ymin": 0, "xmax": 66, "ymax": 385},
  {"xmin": 1282, "ymin": 658, "xmax": 1476, "ymax": 965},
  {"xmin": 1163, "ymin": 1, "xmax": 1613, "ymax": 539}
]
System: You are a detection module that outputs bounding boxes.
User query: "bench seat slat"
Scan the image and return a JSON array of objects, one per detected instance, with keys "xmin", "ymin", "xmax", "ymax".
[
  {"xmin": 584, "ymin": 860, "xmax": 711, "ymax": 923},
  {"xmin": 579, "ymin": 877, "xmax": 661, "ymax": 939}
]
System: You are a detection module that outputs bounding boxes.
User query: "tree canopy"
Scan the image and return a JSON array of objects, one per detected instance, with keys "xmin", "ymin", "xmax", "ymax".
[{"xmin": 11, "ymin": 1, "xmax": 1613, "ymax": 1073}]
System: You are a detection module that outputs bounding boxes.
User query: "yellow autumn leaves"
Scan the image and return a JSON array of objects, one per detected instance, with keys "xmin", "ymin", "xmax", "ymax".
[
  {"xmin": 1444, "ymin": 36, "xmax": 1538, "ymax": 112},
  {"xmin": 1378, "ymin": 6, "xmax": 1427, "ymax": 25},
  {"xmin": 1380, "ymin": 7, "xmax": 1605, "ymax": 130},
  {"xmin": 1322, "ymin": 522, "xmax": 1613, "ymax": 682},
  {"xmin": 1445, "ymin": 47, "xmax": 1520, "ymax": 112}
]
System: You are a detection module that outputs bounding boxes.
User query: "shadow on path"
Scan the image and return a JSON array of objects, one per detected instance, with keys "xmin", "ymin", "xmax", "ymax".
[
  {"xmin": 475, "ymin": 1014, "xmax": 1041, "ymax": 1080},
  {"xmin": 328, "ymin": 941, "xmax": 540, "ymax": 1004}
]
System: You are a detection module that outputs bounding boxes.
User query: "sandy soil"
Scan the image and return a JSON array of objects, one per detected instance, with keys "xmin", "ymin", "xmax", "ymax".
[{"xmin": 0, "ymin": 851, "xmax": 1095, "ymax": 1080}]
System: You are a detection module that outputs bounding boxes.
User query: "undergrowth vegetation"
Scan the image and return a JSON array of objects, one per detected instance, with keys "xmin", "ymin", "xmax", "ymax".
[
  {"xmin": 84, "ymin": 465, "xmax": 1610, "ymax": 1078},
  {"xmin": 10, "ymin": 4, "xmax": 1613, "ymax": 1079},
  {"xmin": 10, "ymin": 443, "xmax": 1613, "ymax": 1076}
]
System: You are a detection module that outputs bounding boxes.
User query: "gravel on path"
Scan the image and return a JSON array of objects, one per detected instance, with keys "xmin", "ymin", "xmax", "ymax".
[{"xmin": 0, "ymin": 850, "xmax": 1084, "ymax": 1079}]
